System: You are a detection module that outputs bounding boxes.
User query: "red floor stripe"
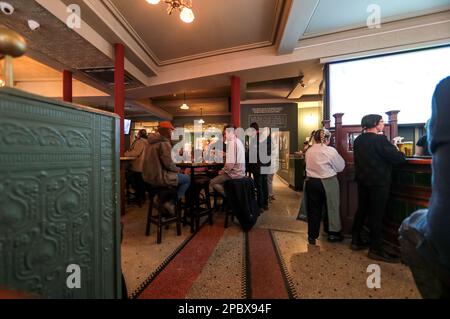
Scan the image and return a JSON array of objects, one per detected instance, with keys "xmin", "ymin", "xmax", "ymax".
[
  {"xmin": 248, "ymin": 229, "xmax": 289, "ymax": 299},
  {"xmin": 138, "ymin": 222, "xmax": 225, "ymax": 299}
]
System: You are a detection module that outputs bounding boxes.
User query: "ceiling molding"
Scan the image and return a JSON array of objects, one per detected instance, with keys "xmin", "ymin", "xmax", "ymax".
[
  {"xmin": 296, "ymin": 11, "xmax": 450, "ymax": 51},
  {"xmin": 301, "ymin": 5, "xmax": 450, "ymax": 39},
  {"xmin": 320, "ymin": 39, "xmax": 450, "ymax": 64},
  {"xmin": 277, "ymin": 0, "xmax": 320, "ymax": 55},
  {"xmin": 156, "ymin": 42, "xmax": 274, "ymax": 66}
]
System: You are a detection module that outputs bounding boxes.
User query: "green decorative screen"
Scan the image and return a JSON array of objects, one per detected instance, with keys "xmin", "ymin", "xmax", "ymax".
[{"xmin": 0, "ymin": 88, "xmax": 121, "ymax": 298}]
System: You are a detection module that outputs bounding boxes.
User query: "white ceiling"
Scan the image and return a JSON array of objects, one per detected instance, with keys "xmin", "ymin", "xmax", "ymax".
[
  {"xmin": 302, "ymin": 0, "xmax": 450, "ymax": 38},
  {"xmin": 108, "ymin": 0, "xmax": 284, "ymax": 65}
]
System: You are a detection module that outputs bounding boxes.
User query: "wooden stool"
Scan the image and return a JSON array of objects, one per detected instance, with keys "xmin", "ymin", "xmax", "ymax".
[
  {"xmin": 184, "ymin": 175, "xmax": 213, "ymax": 232},
  {"xmin": 145, "ymin": 184, "xmax": 181, "ymax": 244}
]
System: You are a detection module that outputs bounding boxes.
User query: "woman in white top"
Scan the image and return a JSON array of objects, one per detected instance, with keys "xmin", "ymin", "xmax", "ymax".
[{"xmin": 304, "ymin": 129, "xmax": 345, "ymax": 245}]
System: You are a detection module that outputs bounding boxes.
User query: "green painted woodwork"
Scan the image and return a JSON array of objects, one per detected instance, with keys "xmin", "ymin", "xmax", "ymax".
[
  {"xmin": 0, "ymin": 88, "xmax": 121, "ymax": 299},
  {"xmin": 289, "ymin": 157, "xmax": 305, "ymax": 191}
]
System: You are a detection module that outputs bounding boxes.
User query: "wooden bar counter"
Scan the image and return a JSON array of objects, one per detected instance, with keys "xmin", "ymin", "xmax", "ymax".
[{"xmin": 384, "ymin": 157, "xmax": 432, "ymax": 249}]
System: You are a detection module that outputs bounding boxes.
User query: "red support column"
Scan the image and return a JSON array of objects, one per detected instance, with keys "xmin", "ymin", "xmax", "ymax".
[
  {"xmin": 63, "ymin": 70, "xmax": 72, "ymax": 103},
  {"xmin": 115, "ymin": 43, "xmax": 126, "ymax": 216},
  {"xmin": 231, "ymin": 76, "xmax": 241, "ymax": 128},
  {"xmin": 114, "ymin": 43, "xmax": 125, "ymax": 156}
]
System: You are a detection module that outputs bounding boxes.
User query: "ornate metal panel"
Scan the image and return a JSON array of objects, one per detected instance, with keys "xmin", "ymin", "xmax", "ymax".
[{"xmin": 0, "ymin": 88, "xmax": 121, "ymax": 298}]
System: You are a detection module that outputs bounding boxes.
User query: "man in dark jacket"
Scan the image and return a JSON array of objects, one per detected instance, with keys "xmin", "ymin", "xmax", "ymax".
[
  {"xmin": 399, "ymin": 76, "xmax": 450, "ymax": 298},
  {"xmin": 247, "ymin": 122, "xmax": 270, "ymax": 212},
  {"xmin": 142, "ymin": 122, "xmax": 190, "ymax": 214},
  {"xmin": 351, "ymin": 114, "xmax": 406, "ymax": 262}
]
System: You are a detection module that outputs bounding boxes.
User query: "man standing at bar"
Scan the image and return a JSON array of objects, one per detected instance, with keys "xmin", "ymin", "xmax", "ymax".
[
  {"xmin": 351, "ymin": 114, "xmax": 406, "ymax": 263},
  {"xmin": 247, "ymin": 122, "xmax": 269, "ymax": 212}
]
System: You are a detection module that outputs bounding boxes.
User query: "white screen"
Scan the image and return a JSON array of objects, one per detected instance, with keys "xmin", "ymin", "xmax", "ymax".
[{"xmin": 329, "ymin": 46, "xmax": 450, "ymax": 126}]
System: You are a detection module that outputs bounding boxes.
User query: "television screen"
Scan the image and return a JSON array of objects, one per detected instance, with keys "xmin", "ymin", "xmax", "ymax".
[
  {"xmin": 328, "ymin": 46, "xmax": 450, "ymax": 126},
  {"xmin": 124, "ymin": 119, "xmax": 131, "ymax": 135}
]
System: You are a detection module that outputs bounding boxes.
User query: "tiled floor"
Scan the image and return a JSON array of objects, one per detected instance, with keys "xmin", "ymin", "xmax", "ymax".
[{"xmin": 121, "ymin": 175, "xmax": 421, "ymax": 299}]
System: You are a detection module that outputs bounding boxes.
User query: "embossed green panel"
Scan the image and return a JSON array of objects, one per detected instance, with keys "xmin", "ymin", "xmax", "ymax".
[{"xmin": 0, "ymin": 88, "xmax": 121, "ymax": 299}]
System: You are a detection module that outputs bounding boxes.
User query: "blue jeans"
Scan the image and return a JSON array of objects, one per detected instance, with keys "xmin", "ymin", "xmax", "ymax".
[{"xmin": 177, "ymin": 173, "xmax": 191, "ymax": 200}]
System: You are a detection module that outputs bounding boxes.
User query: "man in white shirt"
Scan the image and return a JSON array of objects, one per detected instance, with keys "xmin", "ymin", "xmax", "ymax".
[{"xmin": 210, "ymin": 124, "xmax": 246, "ymax": 196}]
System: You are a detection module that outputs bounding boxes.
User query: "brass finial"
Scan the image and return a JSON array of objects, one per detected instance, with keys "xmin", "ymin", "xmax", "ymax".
[{"xmin": 0, "ymin": 27, "xmax": 27, "ymax": 87}]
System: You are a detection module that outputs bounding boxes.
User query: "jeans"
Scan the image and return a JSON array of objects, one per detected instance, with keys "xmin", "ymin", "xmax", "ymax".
[
  {"xmin": 127, "ymin": 171, "xmax": 145, "ymax": 204},
  {"xmin": 399, "ymin": 210, "xmax": 450, "ymax": 299},
  {"xmin": 177, "ymin": 173, "xmax": 191, "ymax": 200}
]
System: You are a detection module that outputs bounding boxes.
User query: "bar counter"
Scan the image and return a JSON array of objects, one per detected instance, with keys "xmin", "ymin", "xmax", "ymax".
[{"xmin": 384, "ymin": 157, "xmax": 432, "ymax": 249}]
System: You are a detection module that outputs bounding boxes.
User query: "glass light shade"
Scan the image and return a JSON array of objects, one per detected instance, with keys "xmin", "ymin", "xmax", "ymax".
[
  {"xmin": 146, "ymin": 0, "xmax": 161, "ymax": 4},
  {"xmin": 180, "ymin": 103, "xmax": 190, "ymax": 110},
  {"xmin": 198, "ymin": 119, "xmax": 205, "ymax": 124},
  {"xmin": 180, "ymin": 7, "xmax": 195, "ymax": 23},
  {"xmin": 0, "ymin": 78, "xmax": 5, "ymax": 87}
]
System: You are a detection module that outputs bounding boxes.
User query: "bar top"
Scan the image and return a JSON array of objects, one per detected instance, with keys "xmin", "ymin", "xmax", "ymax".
[{"xmin": 406, "ymin": 157, "xmax": 432, "ymax": 165}]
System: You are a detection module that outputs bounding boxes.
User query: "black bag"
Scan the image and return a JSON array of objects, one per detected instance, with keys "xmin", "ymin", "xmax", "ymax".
[{"xmin": 224, "ymin": 177, "xmax": 260, "ymax": 232}]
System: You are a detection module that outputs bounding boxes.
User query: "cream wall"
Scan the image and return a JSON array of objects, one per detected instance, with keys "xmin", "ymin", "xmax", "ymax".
[{"xmin": 297, "ymin": 102, "xmax": 323, "ymax": 150}]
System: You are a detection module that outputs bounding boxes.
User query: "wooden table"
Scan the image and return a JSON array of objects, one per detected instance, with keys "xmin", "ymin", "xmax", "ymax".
[
  {"xmin": 176, "ymin": 162, "xmax": 224, "ymax": 181},
  {"xmin": 120, "ymin": 157, "xmax": 136, "ymax": 215}
]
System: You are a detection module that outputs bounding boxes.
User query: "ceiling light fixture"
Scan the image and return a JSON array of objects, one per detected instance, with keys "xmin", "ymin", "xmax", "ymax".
[
  {"xmin": 146, "ymin": 0, "xmax": 195, "ymax": 24},
  {"xmin": 180, "ymin": 92, "xmax": 190, "ymax": 110}
]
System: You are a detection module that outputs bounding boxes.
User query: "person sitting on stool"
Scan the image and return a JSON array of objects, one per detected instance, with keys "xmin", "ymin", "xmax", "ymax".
[
  {"xmin": 209, "ymin": 124, "xmax": 246, "ymax": 196},
  {"xmin": 124, "ymin": 129, "xmax": 148, "ymax": 206},
  {"xmin": 143, "ymin": 122, "xmax": 190, "ymax": 214}
]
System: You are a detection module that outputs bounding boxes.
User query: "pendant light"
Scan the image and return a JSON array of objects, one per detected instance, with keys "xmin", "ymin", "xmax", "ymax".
[
  {"xmin": 198, "ymin": 107, "xmax": 205, "ymax": 124},
  {"xmin": 180, "ymin": 92, "xmax": 189, "ymax": 110}
]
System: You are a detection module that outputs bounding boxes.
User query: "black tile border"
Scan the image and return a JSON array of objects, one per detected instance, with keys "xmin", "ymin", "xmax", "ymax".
[{"xmin": 269, "ymin": 230, "xmax": 298, "ymax": 299}]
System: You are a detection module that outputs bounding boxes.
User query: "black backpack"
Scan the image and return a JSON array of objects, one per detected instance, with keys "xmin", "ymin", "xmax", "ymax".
[{"xmin": 224, "ymin": 177, "xmax": 260, "ymax": 232}]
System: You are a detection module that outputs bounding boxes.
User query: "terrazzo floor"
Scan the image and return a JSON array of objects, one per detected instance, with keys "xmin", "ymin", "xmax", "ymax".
[{"xmin": 121, "ymin": 175, "xmax": 421, "ymax": 299}]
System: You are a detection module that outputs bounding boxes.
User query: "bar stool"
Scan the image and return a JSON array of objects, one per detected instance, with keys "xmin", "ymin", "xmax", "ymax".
[
  {"xmin": 184, "ymin": 175, "xmax": 213, "ymax": 232},
  {"xmin": 145, "ymin": 184, "xmax": 181, "ymax": 244}
]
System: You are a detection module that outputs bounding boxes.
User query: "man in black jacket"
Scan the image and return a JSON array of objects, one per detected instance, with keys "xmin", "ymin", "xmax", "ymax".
[
  {"xmin": 247, "ymin": 122, "xmax": 270, "ymax": 212},
  {"xmin": 351, "ymin": 114, "xmax": 406, "ymax": 263}
]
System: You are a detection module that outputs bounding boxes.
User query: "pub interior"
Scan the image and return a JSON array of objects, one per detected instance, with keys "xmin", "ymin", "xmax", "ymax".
[{"xmin": 0, "ymin": 0, "xmax": 450, "ymax": 301}]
